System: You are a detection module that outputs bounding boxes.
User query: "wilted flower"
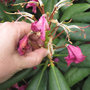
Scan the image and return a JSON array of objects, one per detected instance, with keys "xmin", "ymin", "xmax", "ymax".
[
  {"xmin": 64, "ymin": 44, "xmax": 86, "ymax": 66},
  {"xmin": 31, "ymin": 15, "xmax": 50, "ymax": 41},
  {"xmin": 18, "ymin": 35, "xmax": 30, "ymax": 55},
  {"xmin": 19, "ymin": 85, "xmax": 27, "ymax": 90},
  {"xmin": 12, "ymin": 83, "xmax": 27, "ymax": 90},
  {"xmin": 54, "ymin": 58, "xmax": 59, "ymax": 62},
  {"xmin": 26, "ymin": 0, "xmax": 38, "ymax": 13},
  {"xmin": 33, "ymin": 66, "xmax": 37, "ymax": 70}
]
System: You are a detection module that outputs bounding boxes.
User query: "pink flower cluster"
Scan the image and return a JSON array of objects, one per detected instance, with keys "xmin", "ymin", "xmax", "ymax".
[
  {"xmin": 31, "ymin": 15, "xmax": 50, "ymax": 41},
  {"xmin": 26, "ymin": 0, "xmax": 38, "ymax": 13},
  {"xmin": 18, "ymin": 35, "xmax": 31, "ymax": 55},
  {"xmin": 54, "ymin": 58, "xmax": 59, "ymax": 62},
  {"xmin": 65, "ymin": 44, "xmax": 86, "ymax": 66}
]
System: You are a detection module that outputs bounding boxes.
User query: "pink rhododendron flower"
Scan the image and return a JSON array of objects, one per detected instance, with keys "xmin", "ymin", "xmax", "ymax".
[
  {"xmin": 33, "ymin": 66, "xmax": 37, "ymax": 70},
  {"xmin": 54, "ymin": 58, "xmax": 59, "ymax": 62},
  {"xmin": 13, "ymin": 83, "xmax": 27, "ymax": 90},
  {"xmin": 18, "ymin": 35, "xmax": 30, "ymax": 55},
  {"xmin": 26, "ymin": 0, "xmax": 38, "ymax": 13},
  {"xmin": 64, "ymin": 44, "xmax": 86, "ymax": 66},
  {"xmin": 13, "ymin": 83, "xmax": 19, "ymax": 89},
  {"xmin": 31, "ymin": 15, "xmax": 50, "ymax": 41},
  {"xmin": 19, "ymin": 85, "xmax": 27, "ymax": 90}
]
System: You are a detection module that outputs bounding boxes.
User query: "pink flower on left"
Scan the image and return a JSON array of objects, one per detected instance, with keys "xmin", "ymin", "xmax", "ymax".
[
  {"xmin": 64, "ymin": 44, "xmax": 86, "ymax": 66},
  {"xmin": 31, "ymin": 15, "xmax": 50, "ymax": 41},
  {"xmin": 26, "ymin": 0, "xmax": 38, "ymax": 13},
  {"xmin": 18, "ymin": 35, "xmax": 31, "ymax": 55}
]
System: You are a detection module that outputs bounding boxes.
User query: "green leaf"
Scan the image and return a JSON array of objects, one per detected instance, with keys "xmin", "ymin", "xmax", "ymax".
[
  {"xmin": 83, "ymin": 76, "xmax": 90, "ymax": 90},
  {"xmin": 26, "ymin": 61, "xmax": 48, "ymax": 90},
  {"xmin": 0, "ymin": 68, "xmax": 32, "ymax": 90},
  {"xmin": 65, "ymin": 67, "xmax": 90, "ymax": 87},
  {"xmin": 60, "ymin": 3, "xmax": 90, "ymax": 21},
  {"xmin": 15, "ymin": 0, "xmax": 25, "ymax": 3},
  {"xmin": 49, "ymin": 64, "xmax": 70, "ymax": 90},
  {"xmin": 0, "ymin": 3, "xmax": 14, "ymax": 21},
  {"xmin": 44, "ymin": 0, "xmax": 59, "ymax": 19},
  {"xmin": 57, "ymin": 61, "xmax": 70, "ymax": 73},
  {"xmin": 26, "ymin": 70, "xmax": 47, "ymax": 90},
  {"xmin": 42, "ymin": 0, "xmax": 48, "ymax": 5},
  {"xmin": 71, "ymin": 12, "xmax": 90, "ymax": 23}
]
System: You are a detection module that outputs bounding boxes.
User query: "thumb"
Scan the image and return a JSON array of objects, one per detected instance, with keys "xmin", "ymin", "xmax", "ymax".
[
  {"xmin": 16, "ymin": 48, "xmax": 48, "ymax": 69},
  {"xmin": 13, "ymin": 21, "xmax": 31, "ymax": 40}
]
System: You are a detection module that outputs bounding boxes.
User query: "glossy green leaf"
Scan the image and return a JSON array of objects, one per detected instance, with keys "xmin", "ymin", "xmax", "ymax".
[
  {"xmin": 44, "ymin": 0, "xmax": 59, "ymax": 19},
  {"xmin": 65, "ymin": 67, "xmax": 90, "ymax": 87},
  {"xmin": 83, "ymin": 76, "xmax": 90, "ymax": 90},
  {"xmin": 26, "ymin": 61, "xmax": 48, "ymax": 90},
  {"xmin": 0, "ymin": 68, "xmax": 32, "ymax": 90},
  {"xmin": 42, "ymin": 0, "xmax": 48, "ymax": 5},
  {"xmin": 57, "ymin": 61, "xmax": 70, "ymax": 73},
  {"xmin": 71, "ymin": 12, "xmax": 90, "ymax": 23},
  {"xmin": 26, "ymin": 70, "xmax": 47, "ymax": 90},
  {"xmin": 15, "ymin": 0, "xmax": 25, "ymax": 3},
  {"xmin": 60, "ymin": 3, "xmax": 90, "ymax": 21},
  {"xmin": 49, "ymin": 65, "xmax": 70, "ymax": 90}
]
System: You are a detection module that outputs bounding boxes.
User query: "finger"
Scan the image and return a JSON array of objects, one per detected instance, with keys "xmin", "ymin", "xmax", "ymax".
[
  {"xmin": 16, "ymin": 48, "xmax": 48, "ymax": 69},
  {"xmin": 13, "ymin": 21, "xmax": 31, "ymax": 39}
]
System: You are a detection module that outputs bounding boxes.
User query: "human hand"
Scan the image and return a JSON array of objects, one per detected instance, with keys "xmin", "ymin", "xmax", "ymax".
[{"xmin": 0, "ymin": 22, "xmax": 48, "ymax": 83}]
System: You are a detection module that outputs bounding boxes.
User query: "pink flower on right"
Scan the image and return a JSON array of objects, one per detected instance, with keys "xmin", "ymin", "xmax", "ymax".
[{"xmin": 64, "ymin": 44, "xmax": 86, "ymax": 66}]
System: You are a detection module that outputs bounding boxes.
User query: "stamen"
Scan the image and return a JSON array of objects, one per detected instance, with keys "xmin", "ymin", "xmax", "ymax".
[
  {"xmin": 55, "ymin": 0, "xmax": 67, "ymax": 7},
  {"xmin": 63, "ymin": 19, "xmax": 72, "ymax": 24},
  {"xmin": 80, "ymin": 28, "xmax": 86, "ymax": 39},
  {"xmin": 79, "ymin": 25, "xmax": 90, "ymax": 28},
  {"xmin": 53, "ymin": 30, "xmax": 64, "ymax": 40},
  {"xmin": 53, "ymin": 27, "xmax": 59, "ymax": 36},
  {"xmin": 15, "ymin": 15, "xmax": 34, "ymax": 22},
  {"xmin": 49, "ymin": 26, "xmax": 58, "ymax": 36},
  {"xmin": 42, "ymin": 6, "xmax": 45, "ymax": 14},
  {"xmin": 54, "ymin": 45, "xmax": 65, "ymax": 49},
  {"xmin": 4, "ymin": 11, "xmax": 34, "ymax": 18},
  {"xmin": 38, "ymin": 0, "xmax": 44, "ymax": 7},
  {"xmin": 37, "ymin": 5, "xmax": 43, "ymax": 14}
]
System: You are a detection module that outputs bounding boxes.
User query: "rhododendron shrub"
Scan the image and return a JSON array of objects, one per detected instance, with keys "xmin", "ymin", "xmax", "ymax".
[{"xmin": 0, "ymin": 0, "xmax": 90, "ymax": 90}]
